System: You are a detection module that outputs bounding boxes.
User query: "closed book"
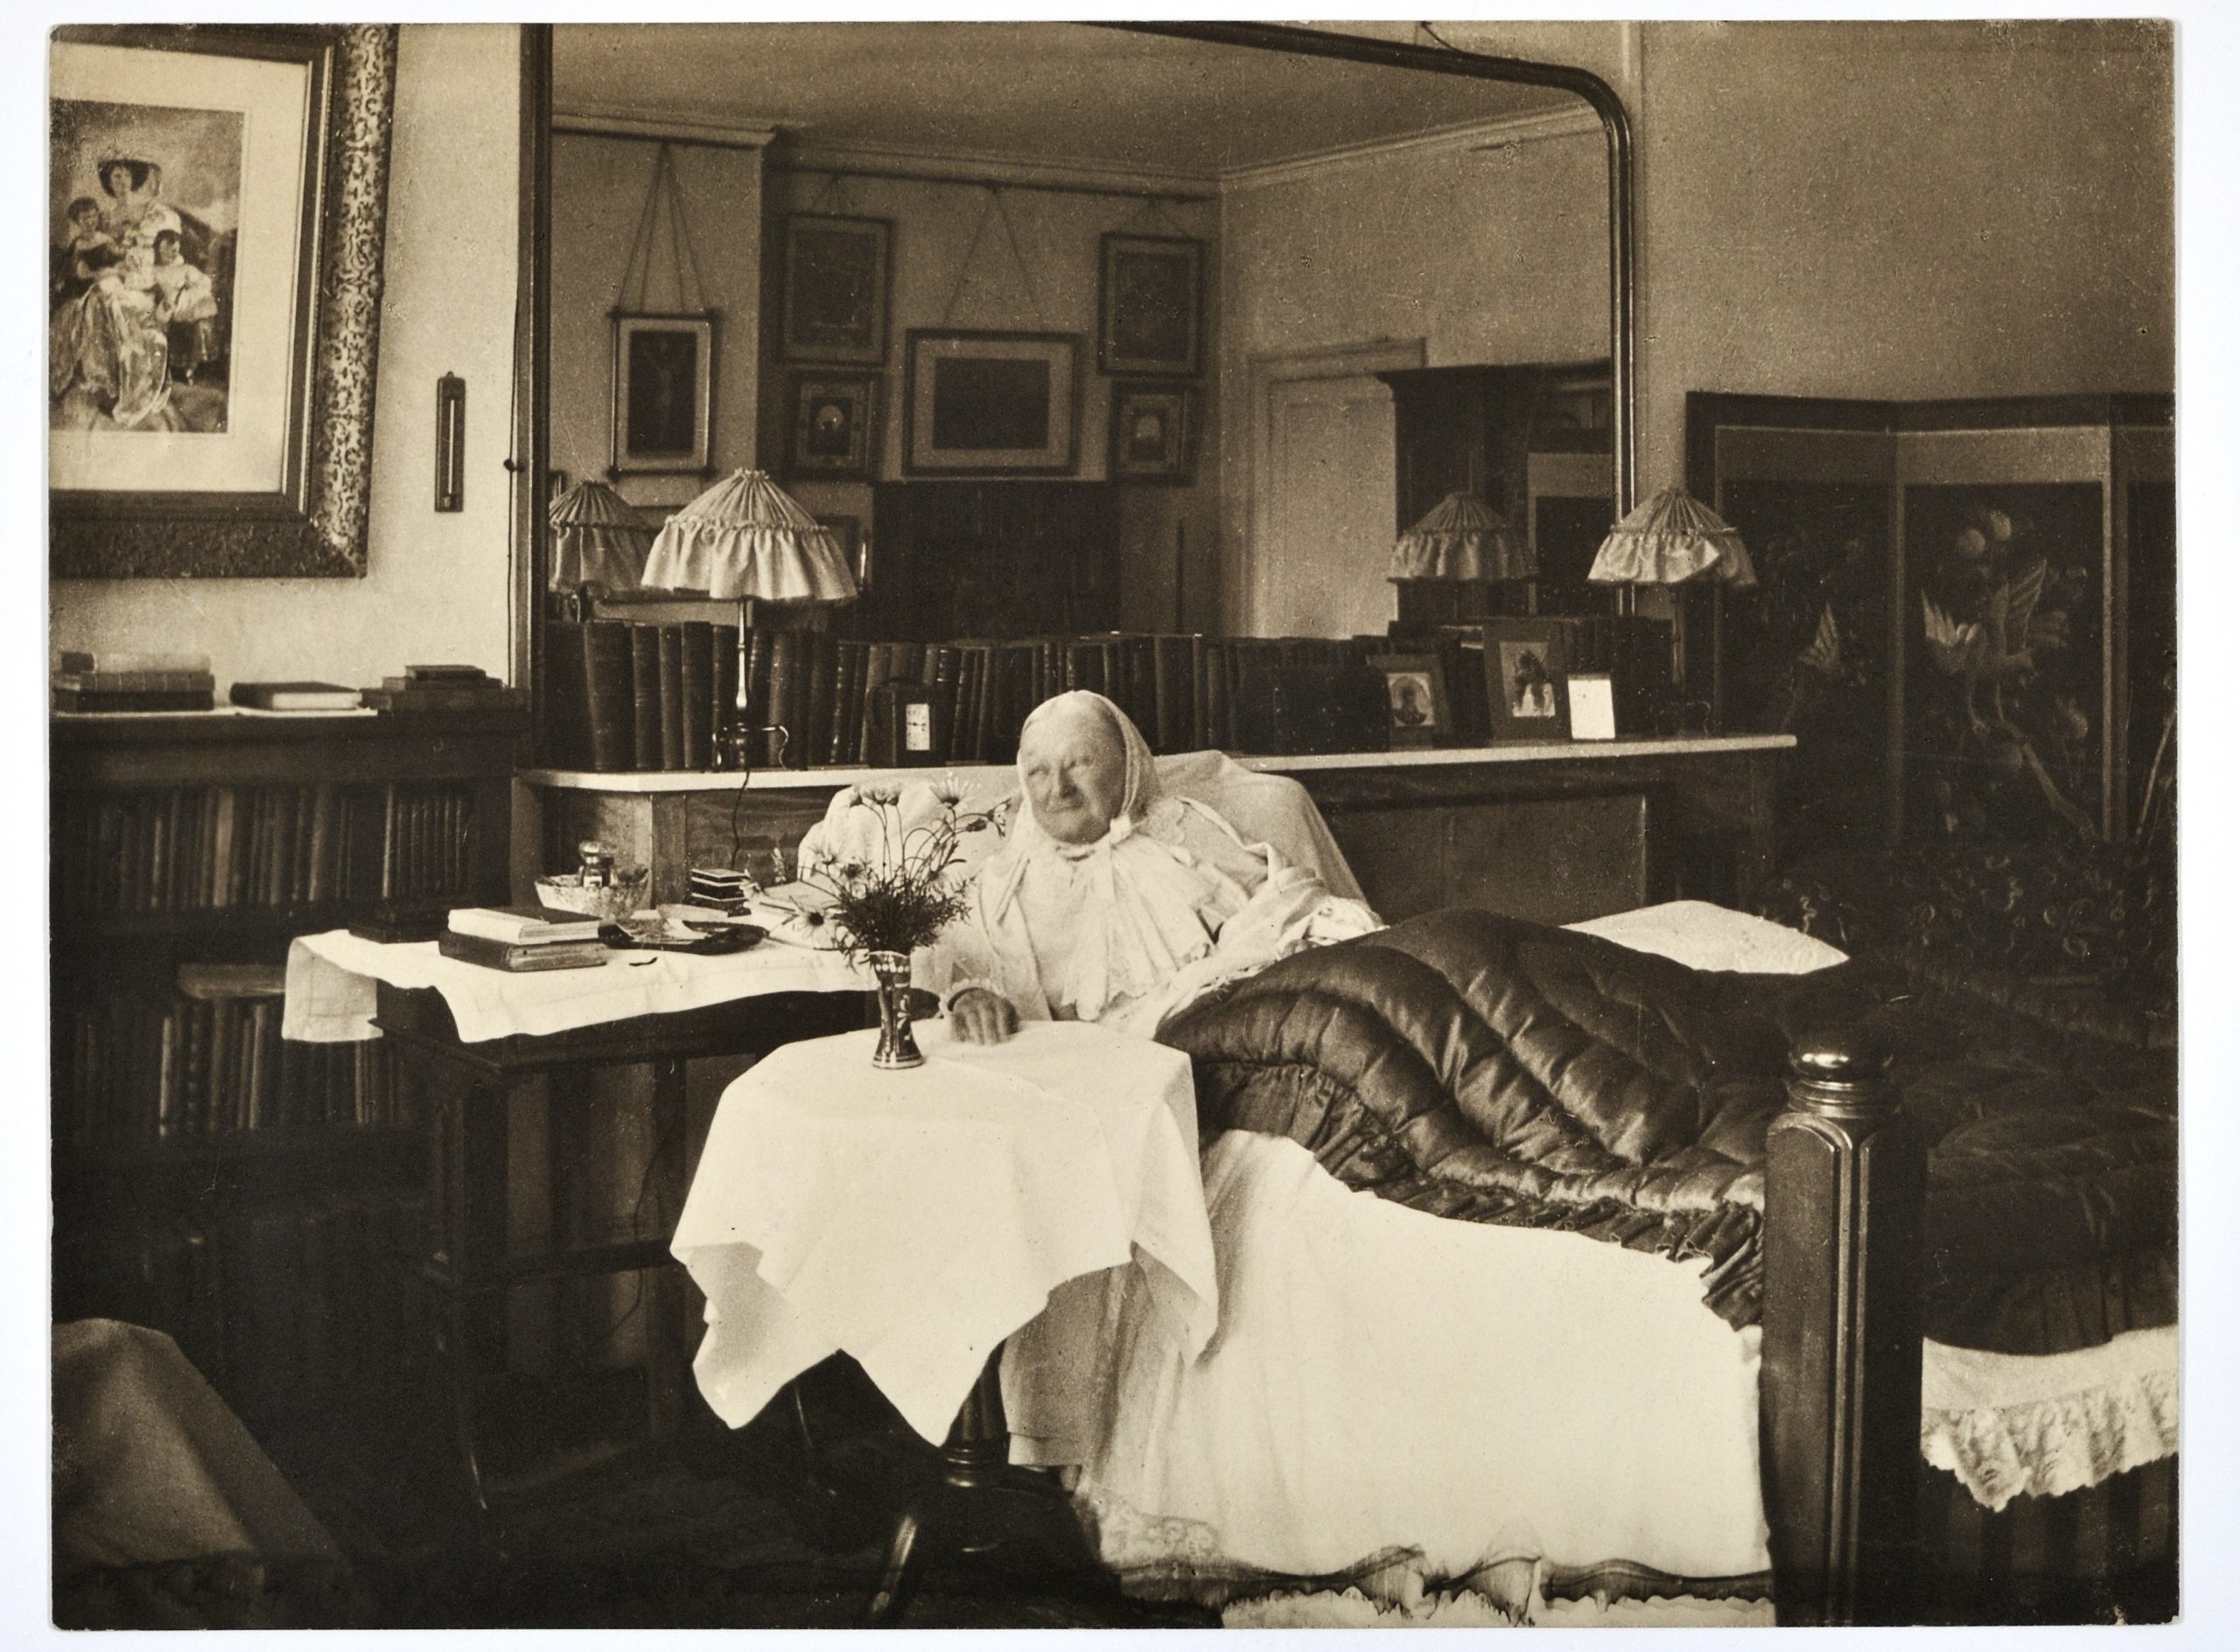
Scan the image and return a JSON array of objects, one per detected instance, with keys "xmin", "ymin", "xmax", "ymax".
[
  {"xmin": 58, "ymin": 649, "xmax": 211, "ymax": 676},
  {"xmin": 582, "ymin": 621, "xmax": 637, "ymax": 771},
  {"xmin": 361, "ymin": 684, "xmax": 526, "ymax": 712},
  {"xmin": 679, "ymin": 621, "xmax": 716, "ymax": 769},
  {"xmin": 437, "ymin": 929, "xmax": 609, "ymax": 972},
  {"xmin": 53, "ymin": 686, "xmax": 214, "ymax": 714},
  {"xmin": 628, "ymin": 626, "xmax": 664, "ymax": 769},
  {"xmin": 447, "ymin": 904, "xmax": 603, "ymax": 945},
  {"xmin": 711, "ymin": 623, "xmax": 741, "ymax": 746},
  {"xmin": 858, "ymin": 642, "xmax": 895, "ymax": 760},
  {"xmin": 228, "ymin": 681, "xmax": 361, "ymax": 711},
  {"xmin": 804, "ymin": 631, "xmax": 837, "ymax": 766},
  {"xmin": 766, "ymin": 631, "xmax": 802, "ymax": 766},
  {"xmin": 404, "ymin": 663, "xmax": 489, "ymax": 682},
  {"xmin": 657, "ymin": 624, "xmax": 687, "ymax": 770},
  {"xmin": 57, "ymin": 669, "xmax": 217, "ymax": 694},
  {"xmin": 829, "ymin": 641, "xmax": 863, "ymax": 764}
]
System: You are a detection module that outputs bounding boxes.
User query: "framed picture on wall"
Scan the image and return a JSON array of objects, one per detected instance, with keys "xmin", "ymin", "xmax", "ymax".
[
  {"xmin": 48, "ymin": 24, "xmax": 398, "ymax": 578},
  {"xmin": 780, "ymin": 213, "xmax": 891, "ymax": 364},
  {"xmin": 1098, "ymin": 233, "xmax": 1203, "ymax": 377},
  {"xmin": 1109, "ymin": 382, "xmax": 1195, "ymax": 484},
  {"xmin": 610, "ymin": 312, "xmax": 715, "ymax": 475},
  {"xmin": 788, "ymin": 370, "xmax": 878, "ymax": 480},
  {"xmin": 1368, "ymin": 650, "xmax": 1450, "ymax": 749},
  {"xmin": 903, "ymin": 330, "xmax": 1081, "ymax": 476}
]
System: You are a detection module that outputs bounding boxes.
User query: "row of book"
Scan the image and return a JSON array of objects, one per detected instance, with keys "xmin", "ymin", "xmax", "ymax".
[
  {"xmin": 550, "ymin": 623, "xmax": 1390, "ymax": 771},
  {"xmin": 52, "ymin": 780, "xmax": 482, "ymax": 918},
  {"xmin": 52, "ymin": 649, "xmax": 216, "ymax": 714},
  {"xmin": 57, "ymin": 977, "xmax": 407, "ymax": 1153},
  {"xmin": 56, "ymin": 1189, "xmax": 429, "ymax": 1425}
]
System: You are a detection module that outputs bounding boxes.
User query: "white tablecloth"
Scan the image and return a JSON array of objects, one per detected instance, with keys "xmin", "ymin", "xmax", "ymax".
[
  {"xmin": 671, "ymin": 1018, "xmax": 1216, "ymax": 1449},
  {"xmin": 281, "ymin": 928, "xmax": 870, "ymax": 1044}
]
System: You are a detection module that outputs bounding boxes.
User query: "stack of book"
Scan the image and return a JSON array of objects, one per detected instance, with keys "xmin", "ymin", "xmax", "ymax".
[
  {"xmin": 228, "ymin": 681, "xmax": 363, "ymax": 711},
  {"xmin": 361, "ymin": 664, "xmax": 528, "ymax": 715},
  {"xmin": 438, "ymin": 906, "xmax": 608, "ymax": 972},
  {"xmin": 52, "ymin": 650, "xmax": 216, "ymax": 714}
]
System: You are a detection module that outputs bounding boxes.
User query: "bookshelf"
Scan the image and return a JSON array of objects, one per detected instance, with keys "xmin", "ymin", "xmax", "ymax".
[{"xmin": 50, "ymin": 707, "xmax": 522, "ymax": 1429}]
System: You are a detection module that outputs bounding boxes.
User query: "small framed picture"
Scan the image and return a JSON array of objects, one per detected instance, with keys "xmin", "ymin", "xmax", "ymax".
[
  {"xmin": 789, "ymin": 371, "xmax": 878, "ymax": 480},
  {"xmin": 1110, "ymin": 382, "xmax": 1195, "ymax": 484},
  {"xmin": 1565, "ymin": 671, "xmax": 1619, "ymax": 740},
  {"xmin": 1098, "ymin": 233, "xmax": 1204, "ymax": 377},
  {"xmin": 780, "ymin": 213, "xmax": 891, "ymax": 364},
  {"xmin": 611, "ymin": 312, "xmax": 715, "ymax": 474},
  {"xmin": 1368, "ymin": 651, "xmax": 1450, "ymax": 749},
  {"xmin": 903, "ymin": 330, "xmax": 1082, "ymax": 476},
  {"xmin": 1482, "ymin": 618, "xmax": 1574, "ymax": 740},
  {"xmin": 871, "ymin": 679, "xmax": 955, "ymax": 767}
]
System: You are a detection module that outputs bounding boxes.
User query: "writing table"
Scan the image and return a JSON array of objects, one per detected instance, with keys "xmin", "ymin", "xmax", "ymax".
[{"xmin": 283, "ymin": 930, "xmax": 868, "ymax": 1506}]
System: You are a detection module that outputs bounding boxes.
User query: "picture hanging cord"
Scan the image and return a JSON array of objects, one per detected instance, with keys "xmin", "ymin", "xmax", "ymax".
[
  {"xmin": 614, "ymin": 142, "xmax": 711, "ymax": 316},
  {"xmin": 936, "ymin": 186, "xmax": 1046, "ymax": 331},
  {"xmin": 803, "ymin": 169, "xmax": 853, "ymax": 215},
  {"xmin": 1113, "ymin": 192, "xmax": 1193, "ymax": 239}
]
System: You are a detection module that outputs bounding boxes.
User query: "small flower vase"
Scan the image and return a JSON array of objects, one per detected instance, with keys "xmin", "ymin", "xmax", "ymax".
[{"xmin": 869, "ymin": 949, "xmax": 924, "ymax": 1070}]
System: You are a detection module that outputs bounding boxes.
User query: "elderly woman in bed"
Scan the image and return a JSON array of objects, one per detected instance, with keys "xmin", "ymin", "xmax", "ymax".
[{"xmin": 931, "ymin": 690, "xmax": 1373, "ymax": 1044}]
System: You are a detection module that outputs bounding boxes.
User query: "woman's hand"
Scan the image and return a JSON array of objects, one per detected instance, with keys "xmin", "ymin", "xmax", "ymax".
[{"xmin": 948, "ymin": 987, "xmax": 1019, "ymax": 1046}]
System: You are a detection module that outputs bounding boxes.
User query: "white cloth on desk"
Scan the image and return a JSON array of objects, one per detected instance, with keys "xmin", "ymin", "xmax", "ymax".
[
  {"xmin": 671, "ymin": 1018, "xmax": 1215, "ymax": 1447},
  {"xmin": 280, "ymin": 928, "xmax": 868, "ymax": 1044}
]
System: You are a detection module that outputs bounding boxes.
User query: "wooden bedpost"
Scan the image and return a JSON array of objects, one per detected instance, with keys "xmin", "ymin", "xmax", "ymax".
[{"xmin": 1761, "ymin": 1025, "xmax": 1926, "ymax": 1626}]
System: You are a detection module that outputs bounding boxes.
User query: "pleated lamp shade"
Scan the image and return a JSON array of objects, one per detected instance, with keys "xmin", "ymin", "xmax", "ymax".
[
  {"xmin": 547, "ymin": 479, "xmax": 654, "ymax": 592},
  {"xmin": 638, "ymin": 469, "xmax": 859, "ymax": 606},
  {"xmin": 1586, "ymin": 486, "xmax": 1757, "ymax": 588},
  {"xmin": 1388, "ymin": 492, "xmax": 1533, "ymax": 583}
]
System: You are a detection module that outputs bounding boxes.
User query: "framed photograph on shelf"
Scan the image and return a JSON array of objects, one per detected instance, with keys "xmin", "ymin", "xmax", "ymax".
[
  {"xmin": 49, "ymin": 24, "xmax": 399, "ymax": 578},
  {"xmin": 903, "ymin": 330, "xmax": 1081, "ymax": 477},
  {"xmin": 1098, "ymin": 233, "xmax": 1203, "ymax": 377},
  {"xmin": 788, "ymin": 370, "xmax": 878, "ymax": 480},
  {"xmin": 780, "ymin": 213, "xmax": 891, "ymax": 364},
  {"xmin": 611, "ymin": 312, "xmax": 715, "ymax": 475},
  {"xmin": 870, "ymin": 679, "xmax": 955, "ymax": 767},
  {"xmin": 1482, "ymin": 618, "xmax": 1573, "ymax": 740},
  {"xmin": 1109, "ymin": 382, "xmax": 1195, "ymax": 484},
  {"xmin": 1368, "ymin": 650, "xmax": 1450, "ymax": 749}
]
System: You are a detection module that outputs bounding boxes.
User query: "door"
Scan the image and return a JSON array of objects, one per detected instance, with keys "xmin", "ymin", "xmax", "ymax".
[{"xmin": 1257, "ymin": 372, "xmax": 1398, "ymax": 638}]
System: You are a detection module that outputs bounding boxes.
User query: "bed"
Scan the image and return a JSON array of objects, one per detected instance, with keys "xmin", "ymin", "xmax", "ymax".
[{"xmin": 793, "ymin": 755, "xmax": 2180, "ymax": 1625}]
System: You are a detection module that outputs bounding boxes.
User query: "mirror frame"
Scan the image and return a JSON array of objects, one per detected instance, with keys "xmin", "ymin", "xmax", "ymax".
[{"xmin": 511, "ymin": 21, "xmax": 1635, "ymax": 726}]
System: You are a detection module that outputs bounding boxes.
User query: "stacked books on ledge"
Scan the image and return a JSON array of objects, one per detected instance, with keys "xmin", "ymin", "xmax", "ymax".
[
  {"xmin": 545, "ymin": 622, "xmax": 1387, "ymax": 774},
  {"xmin": 228, "ymin": 682, "xmax": 363, "ymax": 712},
  {"xmin": 438, "ymin": 905, "xmax": 609, "ymax": 972},
  {"xmin": 361, "ymin": 664, "xmax": 528, "ymax": 715},
  {"xmin": 53, "ymin": 651, "xmax": 216, "ymax": 714}
]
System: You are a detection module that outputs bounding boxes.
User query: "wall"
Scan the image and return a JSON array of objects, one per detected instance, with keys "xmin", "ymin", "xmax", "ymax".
[
  {"xmin": 1215, "ymin": 119, "xmax": 1610, "ymax": 634},
  {"xmin": 761, "ymin": 166, "xmax": 1224, "ymax": 634},
  {"xmin": 550, "ymin": 131, "xmax": 764, "ymax": 511},
  {"xmin": 49, "ymin": 24, "xmax": 525, "ymax": 690},
  {"xmin": 1629, "ymin": 20, "xmax": 2173, "ymax": 487}
]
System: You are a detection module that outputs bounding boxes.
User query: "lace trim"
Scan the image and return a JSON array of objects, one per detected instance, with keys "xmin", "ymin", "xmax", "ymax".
[{"xmin": 1921, "ymin": 1364, "xmax": 2178, "ymax": 1512}]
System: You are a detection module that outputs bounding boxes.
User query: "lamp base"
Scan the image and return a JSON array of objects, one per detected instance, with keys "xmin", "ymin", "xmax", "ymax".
[{"xmin": 715, "ymin": 720, "xmax": 755, "ymax": 774}]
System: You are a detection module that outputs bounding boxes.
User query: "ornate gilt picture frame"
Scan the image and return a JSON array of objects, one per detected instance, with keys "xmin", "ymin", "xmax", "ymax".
[{"xmin": 48, "ymin": 24, "xmax": 399, "ymax": 578}]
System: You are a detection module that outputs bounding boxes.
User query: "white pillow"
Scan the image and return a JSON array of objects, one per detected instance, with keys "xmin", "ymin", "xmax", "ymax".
[{"xmin": 1565, "ymin": 900, "xmax": 1848, "ymax": 976}]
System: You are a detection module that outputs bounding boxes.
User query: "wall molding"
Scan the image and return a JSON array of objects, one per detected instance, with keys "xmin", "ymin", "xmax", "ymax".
[
  {"xmin": 553, "ymin": 103, "xmax": 777, "ymax": 150},
  {"xmin": 781, "ymin": 136, "xmax": 1213, "ymax": 202},
  {"xmin": 1220, "ymin": 103, "xmax": 1601, "ymax": 196}
]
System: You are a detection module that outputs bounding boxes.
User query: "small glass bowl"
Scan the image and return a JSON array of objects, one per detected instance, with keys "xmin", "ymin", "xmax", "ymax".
[{"xmin": 534, "ymin": 867, "xmax": 651, "ymax": 925}]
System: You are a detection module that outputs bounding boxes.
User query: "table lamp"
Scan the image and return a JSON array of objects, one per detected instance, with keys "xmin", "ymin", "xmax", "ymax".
[
  {"xmin": 1587, "ymin": 486, "xmax": 1755, "ymax": 732},
  {"xmin": 1389, "ymin": 491, "xmax": 1531, "ymax": 583},
  {"xmin": 639, "ymin": 468, "xmax": 859, "ymax": 770},
  {"xmin": 1586, "ymin": 485, "xmax": 1757, "ymax": 593},
  {"xmin": 547, "ymin": 478, "xmax": 652, "ymax": 593}
]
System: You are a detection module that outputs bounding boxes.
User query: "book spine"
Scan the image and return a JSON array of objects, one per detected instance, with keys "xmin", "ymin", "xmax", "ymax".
[
  {"xmin": 679, "ymin": 620, "xmax": 715, "ymax": 770},
  {"xmin": 766, "ymin": 631, "xmax": 800, "ymax": 766},
  {"xmin": 627, "ymin": 625, "xmax": 664, "ymax": 771},
  {"xmin": 745, "ymin": 628, "xmax": 771, "ymax": 729},
  {"xmin": 858, "ymin": 643, "xmax": 894, "ymax": 764},
  {"xmin": 584, "ymin": 620, "xmax": 639, "ymax": 773},
  {"xmin": 711, "ymin": 623, "xmax": 741, "ymax": 747},
  {"xmin": 802, "ymin": 631, "xmax": 836, "ymax": 768},
  {"xmin": 657, "ymin": 624, "xmax": 688, "ymax": 771}
]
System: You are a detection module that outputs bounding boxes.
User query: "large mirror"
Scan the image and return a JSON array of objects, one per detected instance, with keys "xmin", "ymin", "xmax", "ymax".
[{"xmin": 528, "ymin": 21, "xmax": 1632, "ymax": 748}]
